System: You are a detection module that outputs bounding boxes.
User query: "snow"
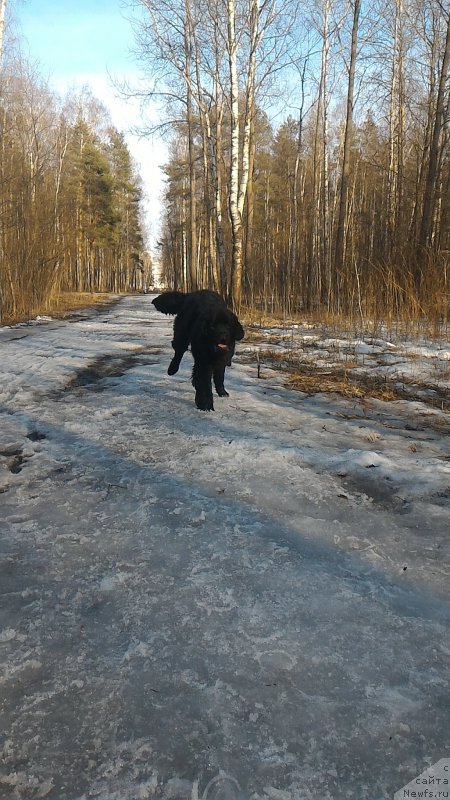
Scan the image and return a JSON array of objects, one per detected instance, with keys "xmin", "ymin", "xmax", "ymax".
[
  {"xmin": 244, "ymin": 323, "xmax": 450, "ymax": 394},
  {"xmin": 0, "ymin": 295, "xmax": 449, "ymax": 800}
]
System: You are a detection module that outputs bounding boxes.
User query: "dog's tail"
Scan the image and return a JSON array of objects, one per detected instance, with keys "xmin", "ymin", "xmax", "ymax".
[{"xmin": 152, "ymin": 291, "xmax": 186, "ymax": 315}]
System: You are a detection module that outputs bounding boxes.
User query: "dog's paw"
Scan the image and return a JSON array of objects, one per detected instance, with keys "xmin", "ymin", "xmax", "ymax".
[
  {"xmin": 168, "ymin": 361, "xmax": 179, "ymax": 375},
  {"xmin": 195, "ymin": 394, "xmax": 214, "ymax": 411},
  {"xmin": 196, "ymin": 402, "xmax": 214, "ymax": 411},
  {"xmin": 216, "ymin": 387, "xmax": 229, "ymax": 397}
]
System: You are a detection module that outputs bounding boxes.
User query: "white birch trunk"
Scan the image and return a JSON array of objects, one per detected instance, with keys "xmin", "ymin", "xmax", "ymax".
[
  {"xmin": 227, "ymin": 0, "xmax": 243, "ymax": 307},
  {"xmin": 335, "ymin": 0, "xmax": 361, "ymax": 275},
  {"xmin": 0, "ymin": 0, "xmax": 6, "ymax": 67}
]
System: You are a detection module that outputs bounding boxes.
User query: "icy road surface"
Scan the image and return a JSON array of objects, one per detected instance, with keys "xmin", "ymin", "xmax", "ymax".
[{"xmin": 0, "ymin": 295, "xmax": 449, "ymax": 800}]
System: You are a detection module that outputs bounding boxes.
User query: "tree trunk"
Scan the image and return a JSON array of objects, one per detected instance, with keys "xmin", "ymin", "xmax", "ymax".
[
  {"xmin": 418, "ymin": 9, "xmax": 450, "ymax": 253},
  {"xmin": 310, "ymin": 0, "xmax": 330, "ymax": 311},
  {"xmin": 227, "ymin": 0, "xmax": 242, "ymax": 308},
  {"xmin": 387, "ymin": 0, "xmax": 405, "ymax": 260},
  {"xmin": 184, "ymin": 4, "xmax": 198, "ymax": 290},
  {"xmin": 0, "ymin": 0, "xmax": 6, "ymax": 66},
  {"xmin": 335, "ymin": 0, "xmax": 361, "ymax": 277},
  {"xmin": 290, "ymin": 61, "xmax": 307, "ymax": 302}
]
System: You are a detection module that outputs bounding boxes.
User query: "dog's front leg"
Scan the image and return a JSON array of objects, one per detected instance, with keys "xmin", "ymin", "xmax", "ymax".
[
  {"xmin": 168, "ymin": 320, "xmax": 189, "ymax": 375},
  {"xmin": 213, "ymin": 364, "xmax": 229, "ymax": 397},
  {"xmin": 192, "ymin": 363, "xmax": 214, "ymax": 411},
  {"xmin": 168, "ymin": 348, "xmax": 185, "ymax": 375},
  {"xmin": 168, "ymin": 339, "xmax": 189, "ymax": 375}
]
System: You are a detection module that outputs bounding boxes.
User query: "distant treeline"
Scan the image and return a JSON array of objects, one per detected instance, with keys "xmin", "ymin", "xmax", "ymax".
[
  {"xmin": 131, "ymin": 0, "xmax": 449, "ymax": 322},
  {"xmin": 0, "ymin": 58, "xmax": 147, "ymax": 323}
]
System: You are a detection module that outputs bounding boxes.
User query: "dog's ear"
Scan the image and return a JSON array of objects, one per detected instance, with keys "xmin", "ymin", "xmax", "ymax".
[{"xmin": 229, "ymin": 312, "xmax": 244, "ymax": 340}]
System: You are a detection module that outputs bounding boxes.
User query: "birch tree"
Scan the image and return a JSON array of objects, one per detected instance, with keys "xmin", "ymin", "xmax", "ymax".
[
  {"xmin": 227, "ymin": 0, "xmax": 243, "ymax": 306},
  {"xmin": 386, "ymin": 0, "xmax": 406, "ymax": 258},
  {"xmin": 418, "ymin": 5, "xmax": 450, "ymax": 254},
  {"xmin": 334, "ymin": 0, "xmax": 361, "ymax": 276},
  {"xmin": 227, "ymin": 0, "xmax": 280, "ymax": 308},
  {"xmin": 310, "ymin": 0, "xmax": 331, "ymax": 310},
  {"xmin": 0, "ymin": 0, "xmax": 6, "ymax": 66},
  {"xmin": 130, "ymin": 0, "xmax": 200, "ymax": 289}
]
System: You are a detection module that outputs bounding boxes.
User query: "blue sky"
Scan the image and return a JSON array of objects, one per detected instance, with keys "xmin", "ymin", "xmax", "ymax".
[
  {"xmin": 19, "ymin": 0, "xmax": 135, "ymax": 83},
  {"xmin": 16, "ymin": 0, "xmax": 165, "ymax": 248}
]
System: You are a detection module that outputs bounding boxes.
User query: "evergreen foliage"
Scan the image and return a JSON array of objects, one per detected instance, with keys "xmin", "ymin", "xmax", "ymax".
[{"xmin": 0, "ymin": 65, "xmax": 147, "ymax": 322}]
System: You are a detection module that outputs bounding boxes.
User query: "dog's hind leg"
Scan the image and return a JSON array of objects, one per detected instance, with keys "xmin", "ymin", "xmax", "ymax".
[
  {"xmin": 213, "ymin": 365, "xmax": 229, "ymax": 397},
  {"xmin": 192, "ymin": 363, "xmax": 214, "ymax": 411}
]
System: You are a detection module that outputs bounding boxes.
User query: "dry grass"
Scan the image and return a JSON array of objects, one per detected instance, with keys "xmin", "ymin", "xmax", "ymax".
[
  {"xmin": 436, "ymin": 365, "xmax": 450, "ymax": 380},
  {"xmin": 240, "ymin": 306, "xmax": 302, "ymax": 329},
  {"xmin": 50, "ymin": 292, "xmax": 116, "ymax": 315},
  {"xmin": 240, "ymin": 304, "xmax": 450, "ymax": 342},
  {"xmin": 3, "ymin": 292, "xmax": 119, "ymax": 326},
  {"xmin": 287, "ymin": 369, "xmax": 398, "ymax": 402},
  {"xmin": 239, "ymin": 342, "xmax": 450, "ymax": 412},
  {"xmin": 241, "ymin": 345, "xmax": 398, "ymax": 401},
  {"xmin": 239, "ymin": 305, "xmax": 450, "ymax": 414}
]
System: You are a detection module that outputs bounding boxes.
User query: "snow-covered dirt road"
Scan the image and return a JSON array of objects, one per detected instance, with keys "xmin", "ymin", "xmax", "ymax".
[{"xmin": 1, "ymin": 295, "xmax": 449, "ymax": 800}]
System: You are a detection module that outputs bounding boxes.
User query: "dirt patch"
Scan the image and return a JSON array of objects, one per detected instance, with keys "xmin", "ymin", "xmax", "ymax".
[
  {"xmin": 26, "ymin": 431, "xmax": 47, "ymax": 442},
  {"xmin": 0, "ymin": 446, "xmax": 30, "ymax": 475},
  {"xmin": 53, "ymin": 347, "xmax": 161, "ymax": 397}
]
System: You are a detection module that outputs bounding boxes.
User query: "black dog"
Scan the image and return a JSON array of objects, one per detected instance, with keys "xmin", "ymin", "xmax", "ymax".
[{"xmin": 152, "ymin": 290, "xmax": 244, "ymax": 410}]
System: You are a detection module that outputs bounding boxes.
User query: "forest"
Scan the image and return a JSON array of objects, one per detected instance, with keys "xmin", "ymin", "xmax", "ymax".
[
  {"xmin": 130, "ymin": 0, "xmax": 449, "ymax": 323},
  {"xmin": 0, "ymin": 0, "xmax": 449, "ymax": 326},
  {"xmin": 0, "ymin": 32, "xmax": 147, "ymax": 324}
]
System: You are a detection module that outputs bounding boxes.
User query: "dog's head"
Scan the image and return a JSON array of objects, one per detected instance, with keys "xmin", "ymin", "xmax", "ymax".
[{"xmin": 208, "ymin": 310, "xmax": 245, "ymax": 355}]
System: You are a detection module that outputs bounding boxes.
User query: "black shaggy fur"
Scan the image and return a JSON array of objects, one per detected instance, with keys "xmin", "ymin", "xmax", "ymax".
[{"xmin": 152, "ymin": 289, "xmax": 245, "ymax": 411}]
